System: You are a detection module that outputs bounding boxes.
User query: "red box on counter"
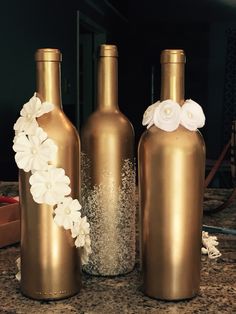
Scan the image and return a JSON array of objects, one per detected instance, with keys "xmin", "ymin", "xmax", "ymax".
[{"xmin": 0, "ymin": 203, "xmax": 20, "ymax": 248}]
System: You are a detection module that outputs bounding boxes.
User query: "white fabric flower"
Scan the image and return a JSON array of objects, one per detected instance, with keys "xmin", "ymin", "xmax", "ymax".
[
  {"xmin": 54, "ymin": 197, "xmax": 82, "ymax": 230},
  {"xmin": 14, "ymin": 93, "xmax": 54, "ymax": 135},
  {"xmin": 15, "ymin": 257, "xmax": 21, "ymax": 281},
  {"xmin": 180, "ymin": 99, "xmax": 205, "ymax": 131},
  {"xmin": 202, "ymin": 231, "xmax": 221, "ymax": 259},
  {"xmin": 153, "ymin": 99, "xmax": 181, "ymax": 132},
  {"xmin": 142, "ymin": 101, "xmax": 160, "ymax": 129},
  {"xmin": 71, "ymin": 216, "xmax": 90, "ymax": 243},
  {"xmin": 71, "ymin": 216, "xmax": 91, "ymax": 265},
  {"xmin": 13, "ymin": 127, "xmax": 57, "ymax": 172},
  {"xmin": 29, "ymin": 167, "xmax": 71, "ymax": 205}
]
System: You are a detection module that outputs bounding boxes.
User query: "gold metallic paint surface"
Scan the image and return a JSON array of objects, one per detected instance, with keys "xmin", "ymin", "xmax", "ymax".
[
  {"xmin": 160, "ymin": 50, "xmax": 185, "ymax": 105},
  {"xmin": 138, "ymin": 50, "xmax": 205, "ymax": 300},
  {"xmin": 160, "ymin": 49, "xmax": 185, "ymax": 64},
  {"xmin": 99, "ymin": 44, "xmax": 118, "ymax": 57},
  {"xmin": 81, "ymin": 45, "xmax": 136, "ymax": 275},
  {"xmin": 20, "ymin": 49, "xmax": 81, "ymax": 300}
]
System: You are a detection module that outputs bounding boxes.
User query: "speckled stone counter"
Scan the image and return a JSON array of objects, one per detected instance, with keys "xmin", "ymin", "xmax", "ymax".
[{"xmin": 0, "ymin": 182, "xmax": 236, "ymax": 313}]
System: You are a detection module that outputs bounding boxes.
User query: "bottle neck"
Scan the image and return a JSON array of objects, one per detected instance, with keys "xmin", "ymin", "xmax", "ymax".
[
  {"xmin": 36, "ymin": 61, "xmax": 62, "ymax": 109},
  {"xmin": 97, "ymin": 56, "xmax": 118, "ymax": 111},
  {"xmin": 160, "ymin": 62, "xmax": 185, "ymax": 105}
]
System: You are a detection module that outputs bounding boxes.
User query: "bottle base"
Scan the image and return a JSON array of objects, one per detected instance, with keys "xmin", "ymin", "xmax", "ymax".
[
  {"xmin": 20, "ymin": 287, "xmax": 81, "ymax": 301},
  {"xmin": 143, "ymin": 287, "xmax": 199, "ymax": 301}
]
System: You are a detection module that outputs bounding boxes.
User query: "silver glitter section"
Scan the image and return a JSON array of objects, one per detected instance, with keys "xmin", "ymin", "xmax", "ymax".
[{"xmin": 81, "ymin": 153, "xmax": 136, "ymax": 276}]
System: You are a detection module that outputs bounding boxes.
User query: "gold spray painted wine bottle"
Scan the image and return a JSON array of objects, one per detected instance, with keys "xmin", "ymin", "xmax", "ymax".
[
  {"xmin": 20, "ymin": 48, "xmax": 81, "ymax": 300},
  {"xmin": 138, "ymin": 49, "xmax": 205, "ymax": 300},
  {"xmin": 81, "ymin": 44, "xmax": 136, "ymax": 276}
]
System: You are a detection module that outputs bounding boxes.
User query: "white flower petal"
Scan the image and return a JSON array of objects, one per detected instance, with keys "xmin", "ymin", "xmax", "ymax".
[
  {"xmin": 75, "ymin": 235, "xmax": 85, "ymax": 247},
  {"xmin": 43, "ymin": 190, "xmax": 58, "ymax": 205},
  {"xmin": 53, "ymin": 214, "xmax": 66, "ymax": 227},
  {"xmin": 20, "ymin": 94, "xmax": 41, "ymax": 117},
  {"xmin": 70, "ymin": 199, "xmax": 82, "ymax": 212},
  {"xmin": 180, "ymin": 99, "xmax": 205, "ymax": 131},
  {"xmin": 70, "ymin": 211, "xmax": 81, "ymax": 222},
  {"xmin": 37, "ymin": 102, "xmax": 54, "ymax": 117},
  {"xmin": 208, "ymin": 246, "xmax": 222, "ymax": 259},
  {"xmin": 13, "ymin": 134, "xmax": 31, "ymax": 152},
  {"xmin": 15, "ymin": 152, "xmax": 32, "ymax": 172},
  {"xmin": 142, "ymin": 101, "xmax": 160, "ymax": 127},
  {"xmin": 14, "ymin": 116, "xmax": 38, "ymax": 135},
  {"xmin": 153, "ymin": 99, "xmax": 181, "ymax": 132}
]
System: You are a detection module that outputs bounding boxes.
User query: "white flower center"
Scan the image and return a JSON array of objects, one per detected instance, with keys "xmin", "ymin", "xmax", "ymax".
[
  {"xmin": 31, "ymin": 148, "xmax": 38, "ymax": 155},
  {"xmin": 46, "ymin": 183, "xmax": 52, "ymax": 189},
  {"xmin": 164, "ymin": 108, "xmax": 172, "ymax": 115},
  {"xmin": 65, "ymin": 208, "xmax": 71, "ymax": 215},
  {"xmin": 26, "ymin": 114, "xmax": 32, "ymax": 119},
  {"xmin": 187, "ymin": 111, "xmax": 193, "ymax": 119}
]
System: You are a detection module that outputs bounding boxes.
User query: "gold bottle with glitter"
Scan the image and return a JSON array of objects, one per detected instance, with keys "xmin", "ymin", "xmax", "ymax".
[
  {"xmin": 20, "ymin": 49, "xmax": 81, "ymax": 300},
  {"xmin": 138, "ymin": 49, "xmax": 205, "ymax": 300},
  {"xmin": 81, "ymin": 44, "xmax": 136, "ymax": 276}
]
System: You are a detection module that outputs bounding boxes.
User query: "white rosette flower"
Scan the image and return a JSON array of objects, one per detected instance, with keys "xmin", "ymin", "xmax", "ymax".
[
  {"xmin": 153, "ymin": 99, "xmax": 181, "ymax": 132},
  {"xmin": 29, "ymin": 167, "xmax": 71, "ymax": 205},
  {"xmin": 71, "ymin": 216, "xmax": 91, "ymax": 265},
  {"xmin": 180, "ymin": 99, "xmax": 205, "ymax": 131},
  {"xmin": 142, "ymin": 101, "xmax": 160, "ymax": 129},
  {"xmin": 53, "ymin": 197, "xmax": 82, "ymax": 230},
  {"xmin": 14, "ymin": 93, "xmax": 54, "ymax": 135},
  {"xmin": 13, "ymin": 127, "xmax": 57, "ymax": 172}
]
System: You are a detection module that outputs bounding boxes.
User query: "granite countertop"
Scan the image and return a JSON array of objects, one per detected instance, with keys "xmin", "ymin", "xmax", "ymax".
[{"xmin": 0, "ymin": 182, "xmax": 236, "ymax": 313}]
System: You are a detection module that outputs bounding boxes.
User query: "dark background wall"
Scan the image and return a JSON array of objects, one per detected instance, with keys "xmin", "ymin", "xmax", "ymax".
[
  {"xmin": 1, "ymin": 0, "xmax": 236, "ymax": 185},
  {"xmin": 0, "ymin": 0, "xmax": 78, "ymax": 180}
]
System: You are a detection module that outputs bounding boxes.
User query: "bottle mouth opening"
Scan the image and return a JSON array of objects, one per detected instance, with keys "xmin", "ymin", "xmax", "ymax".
[
  {"xmin": 100, "ymin": 45, "xmax": 118, "ymax": 57},
  {"xmin": 161, "ymin": 49, "xmax": 186, "ymax": 64},
  {"xmin": 35, "ymin": 48, "xmax": 62, "ymax": 62}
]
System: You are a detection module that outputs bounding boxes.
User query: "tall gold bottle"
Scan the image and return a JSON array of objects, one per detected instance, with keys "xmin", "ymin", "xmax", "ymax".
[
  {"xmin": 81, "ymin": 45, "xmax": 136, "ymax": 276},
  {"xmin": 20, "ymin": 49, "xmax": 81, "ymax": 300},
  {"xmin": 138, "ymin": 49, "xmax": 205, "ymax": 300}
]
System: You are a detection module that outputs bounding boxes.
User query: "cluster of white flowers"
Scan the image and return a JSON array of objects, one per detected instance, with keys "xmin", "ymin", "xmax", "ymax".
[
  {"xmin": 142, "ymin": 99, "xmax": 205, "ymax": 132},
  {"xmin": 201, "ymin": 231, "xmax": 222, "ymax": 259},
  {"xmin": 13, "ymin": 94, "xmax": 91, "ymax": 276}
]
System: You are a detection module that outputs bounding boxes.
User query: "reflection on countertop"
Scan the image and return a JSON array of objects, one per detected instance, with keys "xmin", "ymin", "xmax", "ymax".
[{"xmin": 0, "ymin": 182, "xmax": 235, "ymax": 313}]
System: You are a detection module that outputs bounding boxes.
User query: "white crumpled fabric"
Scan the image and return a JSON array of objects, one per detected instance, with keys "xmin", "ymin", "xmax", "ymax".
[{"xmin": 201, "ymin": 231, "xmax": 222, "ymax": 259}]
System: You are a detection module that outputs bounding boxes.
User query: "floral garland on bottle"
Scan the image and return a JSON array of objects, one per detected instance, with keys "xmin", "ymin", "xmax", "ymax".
[
  {"xmin": 142, "ymin": 99, "xmax": 205, "ymax": 131},
  {"xmin": 142, "ymin": 98, "xmax": 222, "ymax": 259},
  {"xmin": 13, "ymin": 93, "xmax": 92, "ymax": 280}
]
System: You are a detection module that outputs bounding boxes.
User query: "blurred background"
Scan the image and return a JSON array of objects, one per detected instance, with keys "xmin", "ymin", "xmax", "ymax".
[{"xmin": 1, "ymin": 0, "xmax": 236, "ymax": 187}]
